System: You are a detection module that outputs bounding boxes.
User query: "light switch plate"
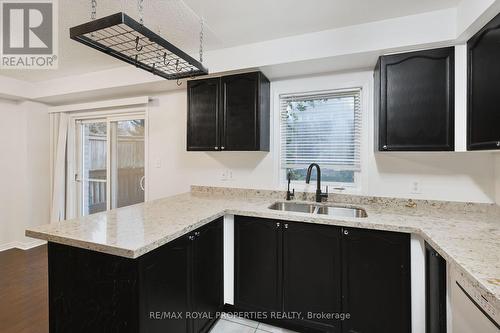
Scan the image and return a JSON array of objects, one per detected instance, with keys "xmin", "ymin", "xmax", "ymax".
[{"xmin": 410, "ymin": 181, "xmax": 421, "ymax": 194}]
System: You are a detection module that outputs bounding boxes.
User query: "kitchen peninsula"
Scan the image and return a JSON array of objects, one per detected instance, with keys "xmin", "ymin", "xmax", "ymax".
[{"xmin": 26, "ymin": 186, "xmax": 500, "ymax": 333}]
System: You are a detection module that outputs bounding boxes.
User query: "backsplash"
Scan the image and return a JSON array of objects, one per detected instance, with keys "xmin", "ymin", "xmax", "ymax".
[{"xmin": 191, "ymin": 185, "xmax": 500, "ymax": 215}]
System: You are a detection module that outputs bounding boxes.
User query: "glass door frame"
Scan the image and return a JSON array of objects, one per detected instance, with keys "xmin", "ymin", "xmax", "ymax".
[
  {"xmin": 71, "ymin": 109, "xmax": 147, "ymax": 217},
  {"xmin": 108, "ymin": 115, "xmax": 147, "ymax": 211}
]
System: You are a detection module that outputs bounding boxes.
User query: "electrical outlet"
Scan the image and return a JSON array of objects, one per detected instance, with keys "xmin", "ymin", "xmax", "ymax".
[
  {"xmin": 410, "ymin": 181, "xmax": 421, "ymax": 194},
  {"xmin": 221, "ymin": 169, "xmax": 233, "ymax": 181}
]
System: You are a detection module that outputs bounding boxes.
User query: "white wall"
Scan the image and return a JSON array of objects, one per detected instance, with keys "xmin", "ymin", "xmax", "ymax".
[
  {"xmin": 147, "ymin": 71, "xmax": 496, "ymax": 203},
  {"xmin": 147, "ymin": 93, "xmax": 275, "ymax": 199},
  {"xmin": 0, "ymin": 99, "xmax": 50, "ymax": 250}
]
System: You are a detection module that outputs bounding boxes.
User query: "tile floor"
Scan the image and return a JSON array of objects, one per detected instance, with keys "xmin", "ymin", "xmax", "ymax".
[{"xmin": 210, "ymin": 315, "xmax": 297, "ymax": 333}]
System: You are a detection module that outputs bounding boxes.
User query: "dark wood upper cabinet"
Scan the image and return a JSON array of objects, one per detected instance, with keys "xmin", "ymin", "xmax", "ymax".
[
  {"xmin": 341, "ymin": 227, "xmax": 411, "ymax": 333},
  {"xmin": 374, "ymin": 47, "xmax": 455, "ymax": 151},
  {"xmin": 187, "ymin": 78, "xmax": 220, "ymax": 151},
  {"xmin": 467, "ymin": 13, "xmax": 500, "ymax": 150},
  {"xmin": 187, "ymin": 71, "xmax": 270, "ymax": 152}
]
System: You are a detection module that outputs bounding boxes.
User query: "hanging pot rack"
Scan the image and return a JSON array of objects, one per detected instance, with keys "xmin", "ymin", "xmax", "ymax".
[{"xmin": 69, "ymin": 11, "xmax": 209, "ymax": 80}]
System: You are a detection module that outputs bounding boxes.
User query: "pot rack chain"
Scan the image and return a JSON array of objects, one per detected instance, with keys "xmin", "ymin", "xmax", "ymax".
[
  {"xmin": 199, "ymin": 17, "xmax": 204, "ymax": 63},
  {"xmin": 90, "ymin": 0, "xmax": 97, "ymax": 37},
  {"xmin": 91, "ymin": 0, "xmax": 97, "ymax": 20},
  {"xmin": 134, "ymin": 0, "xmax": 185, "ymax": 86},
  {"xmin": 138, "ymin": 0, "xmax": 144, "ymax": 25}
]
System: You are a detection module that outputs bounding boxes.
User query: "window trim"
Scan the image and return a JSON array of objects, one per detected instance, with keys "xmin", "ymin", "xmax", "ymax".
[{"xmin": 277, "ymin": 87, "xmax": 362, "ymax": 193}]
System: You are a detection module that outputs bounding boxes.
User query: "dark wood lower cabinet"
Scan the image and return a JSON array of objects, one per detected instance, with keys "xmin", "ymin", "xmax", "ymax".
[
  {"xmin": 48, "ymin": 215, "xmax": 411, "ymax": 333},
  {"xmin": 48, "ymin": 242, "xmax": 140, "ymax": 333},
  {"xmin": 140, "ymin": 236, "xmax": 190, "ymax": 333},
  {"xmin": 48, "ymin": 218, "xmax": 223, "ymax": 333},
  {"xmin": 425, "ymin": 243, "xmax": 447, "ymax": 333},
  {"xmin": 341, "ymin": 227, "xmax": 411, "ymax": 333},
  {"xmin": 234, "ymin": 216, "xmax": 411, "ymax": 333},
  {"xmin": 140, "ymin": 218, "xmax": 223, "ymax": 333},
  {"xmin": 192, "ymin": 220, "xmax": 224, "ymax": 333},
  {"xmin": 234, "ymin": 216, "xmax": 283, "ymax": 315},
  {"xmin": 283, "ymin": 222, "xmax": 342, "ymax": 333}
]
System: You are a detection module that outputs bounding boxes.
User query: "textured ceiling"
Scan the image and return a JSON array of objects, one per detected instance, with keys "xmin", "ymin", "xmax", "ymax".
[
  {"xmin": 184, "ymin": 0, "xmax": 460, "ymax": 47},
  {"xmin": 1, "ymin": 0, "xmax": 460, "ymax": 82},
  {"xmin": 3, "ymin": 0, "xmax": 222, "ymax": 81}
]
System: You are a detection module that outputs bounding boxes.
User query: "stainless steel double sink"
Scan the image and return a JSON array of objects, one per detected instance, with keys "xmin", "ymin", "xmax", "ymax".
[{"xmin": 269, "ymin": 201, "xmax": 367, "ymax": 218}]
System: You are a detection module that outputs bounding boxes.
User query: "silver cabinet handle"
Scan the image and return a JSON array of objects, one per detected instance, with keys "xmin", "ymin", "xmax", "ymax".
[
  {"xmin": 194, "ymin": 231, "xmax": 200, "ymax": 237},
  {"xmin": 214, "ymin": 146, "xmax": 219, "ymax": 150},
  {"xmin": 284, "ymin": 223, "xmax": 289, "ymax": 229},
  {"xmin": 276, "ymin": 222, "xmax": 280, "ymax": 228},
  {"xmin": 188, "ymin": 235, "xmax": 195, "ymax": 241},
  {"xmin": 382, "ymin": 145, "xmax": 388, "ymax": 150},
  {"xmin": 344, "ymin": 229, "xmax": 349, "ymax": 235},
  {"xmin": 221, "ymin": 146, "xmax": 225, "ymax": 150}
]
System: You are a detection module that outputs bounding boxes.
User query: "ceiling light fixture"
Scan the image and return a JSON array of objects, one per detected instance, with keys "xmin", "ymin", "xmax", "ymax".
[{"xmin": 69, "ymin": 0, "xmax": 208, "ymax": 81}]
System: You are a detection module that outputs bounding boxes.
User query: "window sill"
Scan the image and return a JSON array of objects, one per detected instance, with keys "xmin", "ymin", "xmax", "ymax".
[{"xmin": 281, "ymin": 182, "xmax": 361, "ymax": 196}]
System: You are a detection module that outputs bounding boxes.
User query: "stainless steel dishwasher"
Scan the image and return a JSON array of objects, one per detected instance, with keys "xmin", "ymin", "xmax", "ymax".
[{"xmin": 450, "ymin": 267, "xmax": 499, "ymax": 333}]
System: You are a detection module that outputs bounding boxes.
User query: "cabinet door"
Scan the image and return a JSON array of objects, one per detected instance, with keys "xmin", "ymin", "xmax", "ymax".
[
  {"xmin": 341, "ymin": 228, "xmax": 411, "ymax": 333},
  {"xmin": 283, "ymin": 221, "xmax": 342, "ymax": 333},
  {"xmin": 234, "ymin": 216, "xmax": 282, "ymax": 314},
  {"xmin": 426, "ymin": 243, "xmax": 447, "ymax": 333},
  {"xmin": 192, "ymin": 218, "xmax": 223, "ymax": 333},
  {"xmin": 221, "ymin": 73, "xmax": 259, "ymax": 151},
  {"xmin": 378, "ymin": 47, "xmax": 454, "ymax": 151},
  {"xmin": 187, "ymin": 78, "xmax": 220, "ymax": 151},
  {"xmin": 467, "ymin": 13, "xmax": 500, "ymax": 150},
  {"xmin": 48, "ymin": 243, "xmax": 140, "ymax": 333},
  {"xmin": 139, "ymin": 237, "xmax": 190, "ymax": 333}
]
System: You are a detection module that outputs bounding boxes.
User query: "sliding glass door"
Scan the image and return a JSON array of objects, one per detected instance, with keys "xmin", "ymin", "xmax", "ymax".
[
  {"xmin": 76, "ymin": 115, "xmax": 145, "ymax": 216},
  {"xmin": 79, "ymin": 120, "xmax": 108, "ymax": 215},
  {"xmin": 110, "ymin": 119, "xmax": 145, "ymax": 209}
]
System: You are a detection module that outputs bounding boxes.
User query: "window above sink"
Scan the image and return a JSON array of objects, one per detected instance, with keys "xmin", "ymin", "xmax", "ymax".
[{"xmin": 278, "ymin": 88, "xmax": 362, "ymax": 191}]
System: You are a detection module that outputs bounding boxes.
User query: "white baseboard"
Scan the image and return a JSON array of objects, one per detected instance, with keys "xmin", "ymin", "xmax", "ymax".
[
  {"xmin": 18, "ymin": 239, "xmax": 47, "ymax": 250},
  {"xmin": 0, "ymin": 242, "xmax": 19, "ymax": 252},
  {"xmin": 0, "ymin": 239, "xmax": 47, "ymax": 252}
]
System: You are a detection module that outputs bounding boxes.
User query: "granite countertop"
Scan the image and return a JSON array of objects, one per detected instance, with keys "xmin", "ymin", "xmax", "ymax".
[{"xmin": 26, "ymin": 186, "xmax": 500, "ymax": 311}]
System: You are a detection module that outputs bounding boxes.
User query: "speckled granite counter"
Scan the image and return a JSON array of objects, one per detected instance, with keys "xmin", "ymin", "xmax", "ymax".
[{"xmin": 26, "ymin": 186, "xmax": 500, "ymax": 311}]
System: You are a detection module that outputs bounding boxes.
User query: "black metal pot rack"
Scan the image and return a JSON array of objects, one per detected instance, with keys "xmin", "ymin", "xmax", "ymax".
[{"xmin": 69, "ymin": 12, "xmax": 209, "ymax": 80}]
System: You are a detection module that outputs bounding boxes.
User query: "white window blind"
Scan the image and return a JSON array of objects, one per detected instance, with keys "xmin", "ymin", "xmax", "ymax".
[{"xmin": 280, "ymin": 89, "xmax": 361, "ymax": 171}]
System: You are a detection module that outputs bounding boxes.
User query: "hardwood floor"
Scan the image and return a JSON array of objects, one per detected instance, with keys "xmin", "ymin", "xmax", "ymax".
[{"xmin": 0, "ymin": 245, "xmax": 48, "ymax": 333}]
